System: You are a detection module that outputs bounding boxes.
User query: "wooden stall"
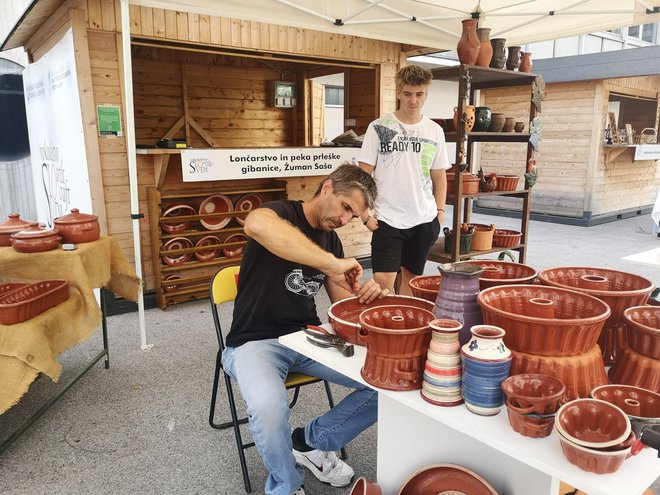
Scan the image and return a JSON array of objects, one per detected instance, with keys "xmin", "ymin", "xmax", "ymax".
[
  {"xmin": 474, "ymin": 49, "xmax": 660, "ymax": 225},
  {"xmin": 4, "ymin": 0, "xmax": 416, "ymax": 307}
]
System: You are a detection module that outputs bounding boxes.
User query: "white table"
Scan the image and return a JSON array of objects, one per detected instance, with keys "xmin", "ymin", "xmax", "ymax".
[
  {"xmin": 622, "ymin": 247, "xmax": 660, "ymax": 268},
  {"xmin": 279, "ymin": 330, "xmax": 660, "ymax": 495}
]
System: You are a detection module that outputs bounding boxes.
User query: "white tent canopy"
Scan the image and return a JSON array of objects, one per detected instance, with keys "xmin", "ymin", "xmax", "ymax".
[{"xmin": 135, "ymin": 0, "xmax": 660, "ymax": 51}]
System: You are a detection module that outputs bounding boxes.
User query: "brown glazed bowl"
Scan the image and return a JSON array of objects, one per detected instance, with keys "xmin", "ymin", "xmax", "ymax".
[
  {"xmin": 505, "ymin": 402, "xmax": 554, "ymax": 438},
  {"xmin": 590, "ymin": 384, "xmax": 660, "ymax": 438},
  {"xmin": 328, "ymin": 295, "xmax": 434, "ymax": 345},
  {"xmin": 222, "ymin": 233, "xmax": 247, "ymax": 258},
  {"xmin": 509, "ymin": 346, "xmax": 607, "ymax": 401},
  {"xmin": 349, "ymin": 476, "xmax": 382, "ymax": 495},
  {"xmin": 397, "ymin": 463, "xmax": 498, "ymax": 495},
  {"xmin": 477, "ymin": 284, "xmax": 611, "ymax": 356},
  {"xmin": 53, "ymin": 208, "xmax": 100, "ymax": 244},
  {"xmin": 607, "ymin": 346, "xmax": 660, "ymax": 395},
  {"xmin": 623, "ymin": 306, "xmax": 660, "ymax": 360},
  {"xmin": 0, "ymin": 213, "xmax": 34, "ymax": 246},
  {"xmin": 10, "ymin": 222, "xmax": 61, "ymax": 253},
  {"xmin": 408, "ymin": 275, "xmax": 442, "ymax": 302},
  {"xmin": 554, "ymin": 425, "xmax": 632, "ymax": 474},
  {"xmin": 161, "ymin": 204, "xmax": 196, "ymax": 233},
  {"xmin": 459, "ymin": 260, "xmax": 537, "ymax": 290},
  {"xmin": 555, "ymin": 398, "xmax": 631, "ymax": 449},
  {"xmin": 501, "ymin": 373, "xmax": 566, "ymax": 415}
]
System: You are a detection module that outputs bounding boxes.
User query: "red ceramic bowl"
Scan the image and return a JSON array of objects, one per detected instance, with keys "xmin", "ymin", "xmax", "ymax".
[
  {"xmin": 459, "ymin": 260, "xmax": 537, "ymax": 290},
  {"xmin": 162, "ymin": 275, "xmax": 182, "ymax": 293},
  {"xmin": 408, "ymin": 275, "xmax": 441, "ymax": 302},
  {"xmin": 505, "ymin": 402, "xmax": 554, "ymax": 438},
  {"xmin": 623, "ymin": 306, "xmax": 660, "ymax": 360},
  {"xmin": 349, "ymin": 476, "xmax": 382, "ymax": 495},
  {"xmin": 477, "ymin": 284, "xmax": 611, "ymax": 356},
  {"xmin": 555, "ymin": 398, "xmax": 631, "ymax": 449},
  {"xmin": 608, "ymin": 346, "xmax": 660, "ymax": 392},
  {"xmin": 10, "ymin": 222, "xmax": 61, "ymax": 253},
  {"xmin": 397, "ymin": 464, "xmax": 498, "ymax": 495},
  {"xmin": 234, "ymin": 193, "xmax": 263, "ymax": 226},
  {"xmin": 328, "ymin": 295, "xmax": 434, "ymax": 345},
  {"xmin": 194, "ymin": 235, "xmax": 221, "ymax": 262},
  {"xmin": 501, "ymin": 373, "xmax": 566, "ymax": 415},
  {"xmin": 161, "ymin": 204, "xmax": 196, "ymax": 233},
  {"xmin": 222, "ymin": 233, "xmax": 247, "ymax": 258},
  {"xmin": 590, "ymin": 384, "xmax": 660, "ymax": 438},
  {"xmin": 161, "ymin": 237, "xmax": 193, "ymax": 265},
  {"xmin": 199, "ymin": 194, "xmax": 233, "ymax": 230},
  {"xmin": 554, "ymin": 425, "xmax": 632, "ymax": 474}
]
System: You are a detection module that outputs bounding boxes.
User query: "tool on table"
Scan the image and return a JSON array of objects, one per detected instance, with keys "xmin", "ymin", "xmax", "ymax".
[{"xmin": 303, "ymin": 325, "xmax": 354, "ymax": 357}]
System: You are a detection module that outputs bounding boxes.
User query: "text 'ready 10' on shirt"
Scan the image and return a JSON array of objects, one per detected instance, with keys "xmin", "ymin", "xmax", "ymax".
[
  {"xmin": 359, "ymin": 113, "xmax": 450, "ymax": 229},
  {"xmin": 226, "ymin": 200, "xmax": 344, "ymax": 348}
]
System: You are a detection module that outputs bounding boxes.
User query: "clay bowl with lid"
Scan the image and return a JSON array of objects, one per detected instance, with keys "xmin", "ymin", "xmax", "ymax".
[
  {"xmin": 358, "ymin": 305, "xmax": 434, "ymax": 390},
  {"xmin": 397, "ymin": 463, "xmax": 498, "ymax": 495},
  {"xmin": 477, "ymin": 284, "xmax": 611, "ymax": 356},
  {"xmin": 408, "ymin": 275, "xmax": 442, "ymax": 302},
  {"xmin": 501, "ymin": 373, "xmax": 566, "ymax": 415},
  {"xmin": 349, "ymin": 476, "xmax": 382, "ymax": 495},
  {"xmin": 554, "ymin": 424, "xmax": 633, "ymax": 474},
  {"xmin": 199, "ymin": 194, "xmax": 233, "ymax": 230},
  {"xmin": 54, "ymin": 208, "xmax": 100, "ymax": 244},
  {"xmin": 10, "ymin": 222, "xmax": 61, "ymax": 253},
  {"xmin": 590, "ymin": 384, "xmax": 660, "ymax": 438},
  {"xmin": 509, "ymin": 346, "xmax": 607, "ymax": 401},
  {"xmin": 0, "ymin": 213, "xmax": 34, "ymax": 246},
  {"xmin": 555, "ymin": 398, "xmax": 631, "ymax": 449},
  {"xmin": 161, "ymin": 204, "xmax": 196, "ymax": 233},
  {"xmin": 328, "ymin": 295, "xmax": 434, "ymax": 345},
  {"xmin": 458, "ymin": 260, "xmax": 537, "ymax": 290},
  {"xmin": 623, "ymin": 306, "xmax": 660, "ymax": 360}
]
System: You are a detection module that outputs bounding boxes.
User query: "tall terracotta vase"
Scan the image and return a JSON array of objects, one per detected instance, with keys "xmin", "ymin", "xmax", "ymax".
[
  {"xmin": 475, "ymin": 28, "xmax": 493, "ymax": 67},
  {"xmin": 489, "ymin": 38, "xmax": 506, "ymax": 69},
  {"xmin": 433, "ymin": 263, "xmax": 484, "ymax": 345},
  {"xmin": 456, "ymin": 19, "xmax": 480, "ymax": 65},
  {"xmin": 519, "ymin": 51, "xmax": 533, "ymax": 72}
]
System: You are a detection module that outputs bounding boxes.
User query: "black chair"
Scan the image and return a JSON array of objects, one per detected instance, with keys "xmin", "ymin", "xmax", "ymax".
[{"xmin": 208, "ymin": 266, "xmax": 346, "ymax": 493}]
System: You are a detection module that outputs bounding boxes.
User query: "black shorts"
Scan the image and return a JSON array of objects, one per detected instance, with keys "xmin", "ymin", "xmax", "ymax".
[{"xmin": 370, "ymin": 218, "xmax": 441, "ymax": 275}]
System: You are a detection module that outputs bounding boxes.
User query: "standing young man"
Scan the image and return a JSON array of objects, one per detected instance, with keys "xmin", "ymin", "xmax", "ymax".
[
  {"xmin": 222, "ymin": 165, "xmax": 388, "ymax": 495},
  {"xmin": 359, "ymin": 64, "xmax": 450, "ymax": 295}
]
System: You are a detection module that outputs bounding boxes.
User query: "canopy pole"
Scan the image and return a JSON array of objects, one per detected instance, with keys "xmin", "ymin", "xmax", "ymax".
[{"xmin": 120, "ymin": 0, "xmax": 151, "ymax": 350}]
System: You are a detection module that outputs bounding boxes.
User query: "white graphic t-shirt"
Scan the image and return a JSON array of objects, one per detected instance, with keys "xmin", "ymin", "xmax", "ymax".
[{"xmin": 359, "ymin": 113, "xmax": 450, "ymax": 229}]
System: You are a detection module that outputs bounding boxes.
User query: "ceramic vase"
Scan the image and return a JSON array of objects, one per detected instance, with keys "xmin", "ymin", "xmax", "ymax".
[
  {"xmin": 519, "ymin": 51, "xmax": 533, "ymax": 72},
  {"xmin": 472, "ymin": 106, "xmax": 492, "ymax": 132},
  {"xmin": 453, "ymin": 105, "xmax": 476, "ymax": 132},
  {"xmin": 506, "ymin": 46, "xmax": 522, "ymax": 70},
  {"xmin": 421, "ymin": 319, "xmax": 464, "ymax": 406},
  {"xmin": 489, "ymin": 38, "xmax": 506, "ymax": 69},
  {"xmin": 502, "ymin": 117, "xmax": 516, "ymax": 133},
  {"xmin": 488, "ymin": 113, "xmax": 505, "ymax": 132},
  {"xmin": 461, "ymin": 325, "xmax": 512, "ymax": 416},
  {"xmin": 456, "ymin": 19, "xmax": 480, "ymax": 65},
  {"xmin": 475, "ymin": 28, "xmax": 493, "ymax": 67},
  {"xmin": 433, "ymin": 263, "xmax": 484, "ymax": 345}
]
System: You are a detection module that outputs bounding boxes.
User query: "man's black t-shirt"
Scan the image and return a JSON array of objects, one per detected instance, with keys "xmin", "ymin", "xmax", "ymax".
[{"xmin": 226, "ymin": 200, "xmax": 344, "ymax": 348}]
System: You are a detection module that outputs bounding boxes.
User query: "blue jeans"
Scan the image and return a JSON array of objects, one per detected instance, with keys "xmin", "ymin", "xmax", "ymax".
[{"xmin": 222, "ymin": 338, "xmax": 377, "ymax": 495}]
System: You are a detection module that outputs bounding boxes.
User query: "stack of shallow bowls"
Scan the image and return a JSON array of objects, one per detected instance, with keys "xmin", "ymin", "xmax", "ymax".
[
  {"xmin": 554, "ymin": 398, "xmax": 635, "ymax": 474},
  {"xmin": 421, "ymin": 319, "xmax": 464, "ymax": 406},
  {"xmin": 590, "ymin": 384, "xmax": 660, "ymax": 438},
  {"xmin": 501, "ymin": 373, "xmax": 565, "ymax": 438},
  {"xmin": 477, "ymin": 284, "xmax": 611, "ymax": 400}
]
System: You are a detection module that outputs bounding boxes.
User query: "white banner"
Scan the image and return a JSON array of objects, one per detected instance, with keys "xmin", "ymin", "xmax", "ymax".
[
  {"xmin": 22, "ymin": 29, "xmax": 92, "ymax": 228},
  {"xmin": 181, "ymin": 147, "xmax": 360, "ymax": 182},
  {"xmin": 634, "ymin": 144, "xmax": 660, "ymax": 161}
]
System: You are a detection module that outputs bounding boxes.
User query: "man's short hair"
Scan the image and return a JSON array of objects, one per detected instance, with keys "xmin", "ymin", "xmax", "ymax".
[
  {"xmin": 314, "ymin": 163, "xmax": 377, "ymax": 210},
  {"xmin": 395, "ymin": 65, "xmax": 433, "ymax": 90}
]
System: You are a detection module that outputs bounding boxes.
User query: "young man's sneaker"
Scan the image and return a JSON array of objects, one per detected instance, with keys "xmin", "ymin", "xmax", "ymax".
[
  {"xmin": 293, "ymin": 448, "xmax": 354, "ymax": 487},
  {"xmin": 292, "ymin": 487, "xmax": 305, "ymax": 495}
]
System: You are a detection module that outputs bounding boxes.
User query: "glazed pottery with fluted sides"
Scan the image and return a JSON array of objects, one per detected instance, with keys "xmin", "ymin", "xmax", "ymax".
[{"xmin": 623, "ymin": 306, "xmax": 660, "ymax": 360}]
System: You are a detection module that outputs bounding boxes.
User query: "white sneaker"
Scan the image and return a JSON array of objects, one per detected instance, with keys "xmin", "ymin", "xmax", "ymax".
[
  {"xmin": 292, "ymin": 487, "xmax": 305, "ymax": 495},
  {"xmin": 293, "ymin": 448, "xmax": 354, "ymax": 487}
]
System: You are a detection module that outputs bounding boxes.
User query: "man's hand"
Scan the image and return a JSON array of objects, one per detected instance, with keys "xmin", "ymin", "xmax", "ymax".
[
  {"xmin": 327, "ymin": 257, "xmax": 363, "ymax": 294},
  {"xmin": 354, "ymin": 279, "xmax": 391, "ymax": 304}
]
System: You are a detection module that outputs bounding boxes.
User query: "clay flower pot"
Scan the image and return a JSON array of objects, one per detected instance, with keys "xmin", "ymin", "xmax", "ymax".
[
  {"xmin": 0, "ymin": 213, "xmax": 34, "ymax": 246},
  {"xmin": 358, "ymin": 305, "xmax": 435, "ymax": 390},
  {"xmin": 54, "ymin": 208, "xmax": 100, "ymax": 244},
  {"xmin": 10, "ymin": 222, "xmax": 61, "ymax": 253},
  {"xmin": 488, "ymin": 112, "xmax": 505, "ymax": 132}
]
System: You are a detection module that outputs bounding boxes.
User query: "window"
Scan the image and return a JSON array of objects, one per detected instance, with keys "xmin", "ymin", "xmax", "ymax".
[
  {"xmin": 324, "ymin": 85, "xmax": 344, "ymax": 106},
  {"xmin": 607, "ymin": 28, "xmax": 622, "ymax": 36},
  {"xmin": 628, "ymin": 25, "xmax": 640, "ymax": 38},
  {"xmin": 642, "ymin": 23, "xmax": 656, "ymax": 42}
]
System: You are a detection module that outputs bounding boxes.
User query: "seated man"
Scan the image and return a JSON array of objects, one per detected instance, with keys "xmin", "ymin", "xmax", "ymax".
[{"xmin": 222, "ymin": 164, "xmax": 388, "ymax": 495}]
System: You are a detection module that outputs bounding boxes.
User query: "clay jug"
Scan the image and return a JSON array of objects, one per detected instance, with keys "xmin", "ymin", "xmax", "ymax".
[
  {"xmin": 506, "ymin": 46, "xmax": 522, "ymax": 70},
  {"xmin": 453, "ymin": 105, "xmax": 476, "ymax": 132},
  {"xmin": 456, "ymin": 19, "xmax": 480, "ymax": 65},
  {"xmin": 475, "ymin": 28, "xmax": 493, "ymax": 67},
  {"xmin": 433, "ymin": 262, "xmax": 484, "ymax": 346},
  {"xmin": 489, "ymin": 38, "xmax": 506, "ymax": 69},
  {"xmin": 519, "ymin": 51, "xmax": 533, "ymax": 72}
]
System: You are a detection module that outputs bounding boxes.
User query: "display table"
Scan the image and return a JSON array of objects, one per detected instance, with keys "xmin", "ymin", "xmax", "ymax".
[
  {"xmin": 279, "ymin": 330, "xmax": 660, "ymax": 495},
  {"xmin": 622, "ymin": 247, "xmax": 660, "ymax": 268},
  {"xmin": 0, "ymin": 237, "xmax": 141, "ymax": 449}
]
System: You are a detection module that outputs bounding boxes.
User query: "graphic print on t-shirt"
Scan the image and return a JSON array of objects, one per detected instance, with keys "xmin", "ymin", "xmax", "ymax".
[{"xmin": 284, "ymin": 269, "xmax": 323, "ymax": 297}]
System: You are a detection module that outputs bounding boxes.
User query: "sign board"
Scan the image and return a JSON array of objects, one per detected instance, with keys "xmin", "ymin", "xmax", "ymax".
[
  {"xmin": 181, "ymin": 147, "xmax": 360, "ymax": 182},
  {"xmin": 22, "ymin": 28, "xmax": 92, "ymax": 228},
  {"xmin": 634, "ymin": 144, "xmax": 660, "ymax": 160},
  {"xmin": 96, "ymin": 104, "xmax": 122, "ymax": 136}
]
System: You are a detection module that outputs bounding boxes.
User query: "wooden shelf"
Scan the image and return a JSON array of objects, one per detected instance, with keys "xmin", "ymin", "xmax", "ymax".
[
  {"xmin": 428, "ymin": 237, "xmax": 524, "ymax": 263},
  {"xmin": 445, "ymin": 131, "xmax": 531, "ymax": 143},
  {"xmin": 604, "ymin": 144, "xmax": 635, "ymax": 164}
]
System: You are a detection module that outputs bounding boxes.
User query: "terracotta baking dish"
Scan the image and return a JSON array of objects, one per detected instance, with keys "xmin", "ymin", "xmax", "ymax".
[{"xmin": 0, "ymin": 279, "xmax": 69, "ymax": 325}]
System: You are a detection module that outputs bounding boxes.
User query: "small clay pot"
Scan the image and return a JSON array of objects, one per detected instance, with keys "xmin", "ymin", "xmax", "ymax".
[
  {"xmin": 488, "ymin": 113, "xmax": 505, "ymax": 132},
  {"xmin": 514, "ymin": 121, "xmax": 525, "ymax": 133},
  {"xmin": 501, "ymin": 117, "xmax": 516, "ymax": 133},
  {"xmin": 10, "ymin": 222, "xmax": 61, "ymax": 253},
  {"xmin": 0, "ymin": 213, "xmax": 34, "ymax": 246},
  {"xmin": 54, "ymin": 208, "xmax": 100, "ymax": 244}
]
